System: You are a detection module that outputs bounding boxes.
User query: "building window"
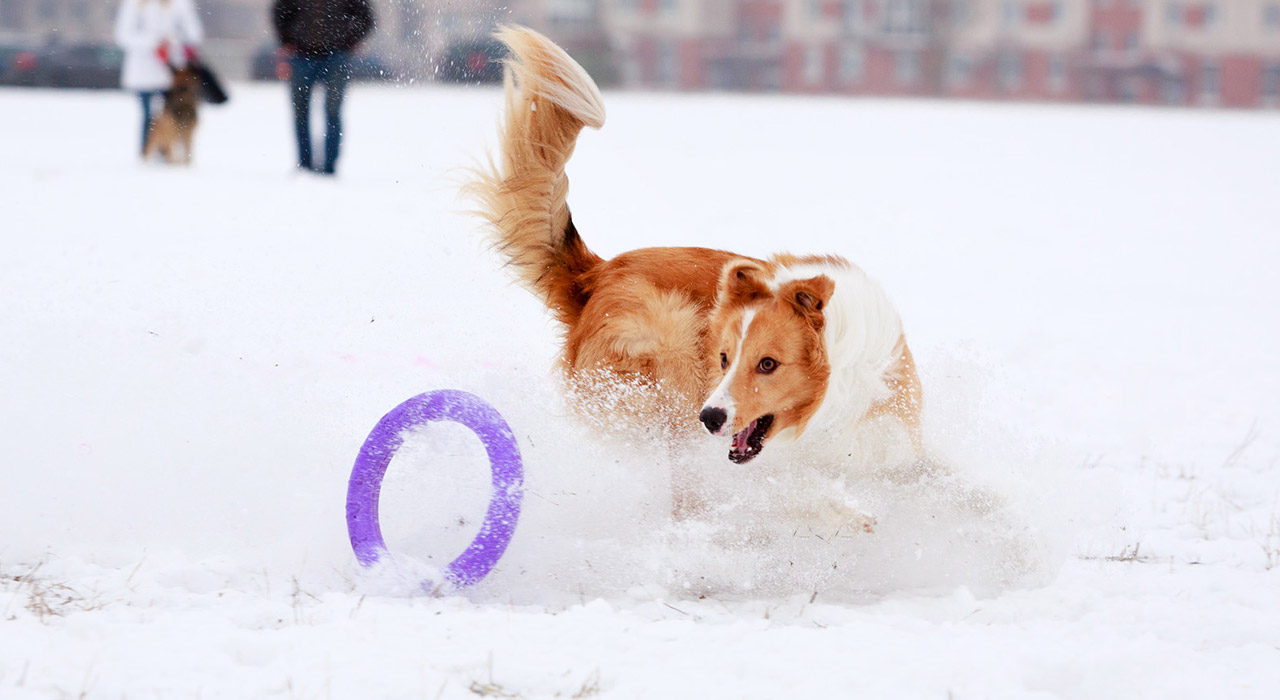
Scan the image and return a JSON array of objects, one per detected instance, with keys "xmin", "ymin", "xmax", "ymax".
[
  {"xmin": 1092, "ymin": 30, "xmax": 1110, "ymax": 50},
  {"xmin": 951, "ymin": 0, "xmax": 971, "ymax": 26},
  {"xmin": 1201, "ymin": 60, "xmax": 1219, "ymax": 100},
  {"xmin": 619, "ymin": 0, "xmax": 638, "ymax": 12},
  {"xmin": 998, "ymin": 49, "xmax": 1022, "ymax": 90},
  {"xmin": 0, "ymin": 0, "xmax": 23, "ymax": 28},
  {"xmin": 1002, "ymin": 0, "xmax": 1020, "ymax": 28},
  {"xmin": 657, "ymin": 40, "xmax": 679, "ymax": 86},
  {"xmin": 810, "ymin": 0, "xmax": 824, "ymax": 19},
  {"xmin": 1119, "ymin": 76, "xmax": 1139, "ymax": 101},
  {"xmin": 1266, "ymin": 4, "xmax": 1280, "ymax": 31},
  {"xmin": 895, "ymin": 50, "xmax": 921, "ymax": 85},
  {"xmin": 1263, "ymin": 64, "xmax": 1280, "ymax": 101},
  {"xmin": 885, "ymin": 0, "xmax": 929, "ymax": 35},
  {"xmin": 550, "ymin": 0, "xmax": 595, "ymax": 22},
  {"xmin": 947, "ymin": 52, "xmax": 973, "ymax": 87},
  {"xmin": 660, "ymin": 0, "xmax": 678, "ymax": 15},
  {"xmin": 1166, "ymin": 3, "xmax": 1181, "ymax": 26},
  {"xmin": 1203, "ymin": 3, "xmax": 1217, "ymax": 29},
  {"xmin": 763, "ymin": 65, "xmax": 783, "ymax": 91},
  {"xmin": 70, "ymin": 0, "xmax": 89, "ymax": 23},
  {"xmin": 1124, "ymin": 31, "xmax": 1140, "ymax": 52},
  {"xmin": 803, "ymin": 45, "xmax": 824, "ymax": 85},
  {"xmin": 1161, "ymin": 76, "xmax": 1185, "ymax": 104},
  {"xmin": 840, "ymin": 44, "xmax": 865, "ymax": 83},
  {"xmin": 1048, "ymin": 54, "xmax": 1067, "ymax": 92},
  {"xmin": 844, "ymin": 0, "xmax": 865, "ymax": 32}
]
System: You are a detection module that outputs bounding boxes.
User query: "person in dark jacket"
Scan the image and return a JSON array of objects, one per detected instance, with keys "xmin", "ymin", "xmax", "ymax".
[{"xmin": 273, "ymin": 0, "xmax": 374, "ymax": 175}]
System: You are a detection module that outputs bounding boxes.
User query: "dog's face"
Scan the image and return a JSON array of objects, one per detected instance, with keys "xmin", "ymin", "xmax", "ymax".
[
  {"xmin": 168, "ymin": 67, "xmax": 200, "ymax": 104},
  {"xmin": 700, "ymin": 260, "xmax": 833, "ymax": 463}
]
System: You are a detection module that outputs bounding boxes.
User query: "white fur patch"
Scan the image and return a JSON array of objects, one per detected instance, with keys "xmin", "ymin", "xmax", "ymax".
[
  {"xmin": 701, "ymin": 307, "xmax": 757, "ymax": 434},
  {"xmin": 773, "ymin": 262, "xmax": 905, "ymax": 454}
]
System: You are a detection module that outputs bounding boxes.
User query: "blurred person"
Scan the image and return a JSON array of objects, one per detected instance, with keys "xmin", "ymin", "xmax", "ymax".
[
  {"xmin": 273, "ymin": 0, "xmax": 375, "ymax": 176},
  {"xmin": 114, "ymin": 0, "xmax": 204, "ymax": 155}
]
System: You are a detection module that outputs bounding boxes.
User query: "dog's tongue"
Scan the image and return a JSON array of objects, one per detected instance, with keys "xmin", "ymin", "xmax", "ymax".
[{"xmin": 731, "ymin": 419, "xmax": 757, "ymax": 454}]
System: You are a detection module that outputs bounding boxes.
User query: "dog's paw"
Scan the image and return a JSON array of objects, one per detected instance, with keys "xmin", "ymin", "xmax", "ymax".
[{"xmin": 808, "ymin": 497, "xmax": 878, "ymax": 538}]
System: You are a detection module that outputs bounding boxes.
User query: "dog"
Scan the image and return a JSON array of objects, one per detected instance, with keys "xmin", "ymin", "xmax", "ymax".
[
  {"xmin": 144, "ymin": 64, "xmax": 200, "ymax": 165},
  {"xmin": 468, "ymin": 28, "xmax": 923, "ymax": 475}
]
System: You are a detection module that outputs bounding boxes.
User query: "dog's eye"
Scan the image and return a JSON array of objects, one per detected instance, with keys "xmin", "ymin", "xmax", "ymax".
[
  {"xmin": 757, "ymin": 357, "xmax": 778, "ymax": 374},
  {"xmin": 720, "ymin": 353, "xmax": 729, "ymax": 370}
]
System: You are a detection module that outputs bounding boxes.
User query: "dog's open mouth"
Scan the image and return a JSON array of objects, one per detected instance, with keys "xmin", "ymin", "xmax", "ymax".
[{"xmin": 728, "ymin": 414, "xmax": 774, "ymax": 464}]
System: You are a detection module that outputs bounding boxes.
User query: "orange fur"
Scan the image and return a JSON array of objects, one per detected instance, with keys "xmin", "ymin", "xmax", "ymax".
[{"xmin": 705, "ymin": 266, "xmax": 835, "ymax": 439}]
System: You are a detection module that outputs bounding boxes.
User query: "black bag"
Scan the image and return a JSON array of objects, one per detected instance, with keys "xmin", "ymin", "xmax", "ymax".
[{"xmin": 194, "ymin": 61, "xmax": 229, "ymax": 104}]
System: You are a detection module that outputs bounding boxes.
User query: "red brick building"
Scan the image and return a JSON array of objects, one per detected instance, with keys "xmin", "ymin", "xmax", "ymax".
[{"xmin": 597, "ymin": 0, "xmax": 1280, "ymax": 108}]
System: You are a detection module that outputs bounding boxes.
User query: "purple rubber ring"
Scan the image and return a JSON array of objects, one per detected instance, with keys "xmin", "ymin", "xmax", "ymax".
[{"xmin": 346, "ymin": 390, "xmax": 524, "ymax": 589}]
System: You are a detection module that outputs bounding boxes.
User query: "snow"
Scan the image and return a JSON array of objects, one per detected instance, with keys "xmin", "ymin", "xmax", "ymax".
[{"xmin": 2, "ymin": 83, "xmax": 1279, "ymax": 698}]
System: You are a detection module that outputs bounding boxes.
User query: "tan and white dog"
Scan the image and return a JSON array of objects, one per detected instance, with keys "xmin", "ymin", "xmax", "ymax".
[
  {"xmin": 468, "ymin": 27, "xmax": 922, "ymax": 472},
  {"xmin": 144, "ymin": 64, "xmax": 200, "ymax": 165}
]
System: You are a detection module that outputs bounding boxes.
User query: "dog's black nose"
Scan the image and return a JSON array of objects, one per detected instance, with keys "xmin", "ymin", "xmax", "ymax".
[{"xmin": 699, "ymin": 407, "xmax": 727, "ymax": 434}]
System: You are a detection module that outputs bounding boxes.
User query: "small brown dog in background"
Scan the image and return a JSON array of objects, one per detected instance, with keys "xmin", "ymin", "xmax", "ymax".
[{"xmin": 144, "ymin": 65, "xmax": 200, "ymax": 164}]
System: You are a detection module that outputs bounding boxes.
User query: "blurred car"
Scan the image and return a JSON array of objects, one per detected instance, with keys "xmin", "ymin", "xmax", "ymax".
[
  {"xmin": 0, "ymin": 39, "xmax": 42, "ymax": 87},
  {"xmin": 435, "ymin": 39, "xmax": 505, "ymax": 84},
  {"xmin": 35, "ymin": 43, "xmax": 123, "ymax": 89},
  {"xmin": 250, "ymin": 44, "xmax": 397, "ymax": 82}
]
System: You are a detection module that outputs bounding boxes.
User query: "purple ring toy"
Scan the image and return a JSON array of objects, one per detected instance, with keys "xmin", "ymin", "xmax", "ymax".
[{"xmin": 346, "ymin": 390, "xmax": 524, "ymax": 590}]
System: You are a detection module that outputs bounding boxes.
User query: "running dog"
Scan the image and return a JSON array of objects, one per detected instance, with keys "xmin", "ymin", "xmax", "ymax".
[{"xmin": 468, "ymin": 28, "xmax": 922, "ymax": 469}]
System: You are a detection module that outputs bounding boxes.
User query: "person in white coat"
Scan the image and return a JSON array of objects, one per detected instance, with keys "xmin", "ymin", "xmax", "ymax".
[{"xmin": 114, "ymin": 0, "xmax": 204, "ymax": 154}]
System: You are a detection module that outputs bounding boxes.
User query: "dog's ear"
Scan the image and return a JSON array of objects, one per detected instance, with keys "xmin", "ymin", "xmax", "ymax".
[
  {"xmin": 718, "ymin": 259, "xmax": 772, "ymax": 307},
  {"xmin": 782, "ymin": 275, "xmax": 834, "ymax": 330}
]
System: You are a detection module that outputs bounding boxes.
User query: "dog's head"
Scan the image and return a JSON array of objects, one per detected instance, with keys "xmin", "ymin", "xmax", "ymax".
[
  {"xmin": 166, "ymin": 65, "xmax": 201, "ymax": 105},
  {"xmin": 699, "ymin": 259, "xmax": 834, "ymax": 464}
]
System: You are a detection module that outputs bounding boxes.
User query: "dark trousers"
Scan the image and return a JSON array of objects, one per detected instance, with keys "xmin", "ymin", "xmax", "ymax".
[
  {"xmin": 138, "ymin": 90, "xmax": 162, "ymax": 154},
  {"xmin": 289, "ymin": 52, "xmax": 351, "ymax": 174}
]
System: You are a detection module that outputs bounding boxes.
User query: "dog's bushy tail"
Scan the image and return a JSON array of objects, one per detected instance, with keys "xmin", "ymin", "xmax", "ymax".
[{"xmin": 465, "ymin": 26, "xmax": 606, "ymax": 327}]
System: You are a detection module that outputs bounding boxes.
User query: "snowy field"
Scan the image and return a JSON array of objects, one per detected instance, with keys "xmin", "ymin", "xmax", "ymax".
[{"xmin": 2, "ymin": 82, "xmax": 1279, "ymax": 698}]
